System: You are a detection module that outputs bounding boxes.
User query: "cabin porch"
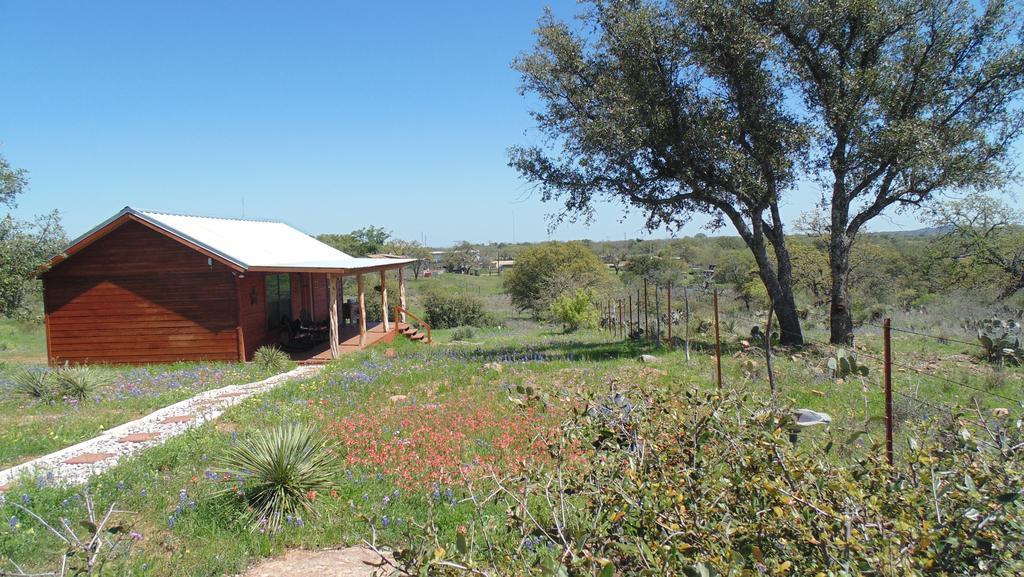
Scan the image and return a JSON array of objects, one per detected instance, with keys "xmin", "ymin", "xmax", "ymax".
[{"xmin": 290, "ymin": 321, "xmax": 397, "ymax": 364}]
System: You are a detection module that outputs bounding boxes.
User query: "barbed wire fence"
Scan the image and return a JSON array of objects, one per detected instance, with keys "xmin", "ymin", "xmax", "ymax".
[{"xmin": 600, "ymin": 280, "xmax": 1024, "ymax": 466}]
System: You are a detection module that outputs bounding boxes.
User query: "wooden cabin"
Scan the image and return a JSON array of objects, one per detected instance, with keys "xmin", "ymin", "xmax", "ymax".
[{"xmin": 40, "ymin": 207, "xmax": 415, "ymax": 365}]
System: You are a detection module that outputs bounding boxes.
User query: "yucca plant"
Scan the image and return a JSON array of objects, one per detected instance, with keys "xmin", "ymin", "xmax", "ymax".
[
  {"xmin": 252, "ymin": 345, "xmax": 290, "ymax": 374},
  {"xmin": 11, "ymin": 367, "xmax": 56, "ymax": 401},
  {"xmin": 216, "ymin": 423, "xmax": 335, "ymax": 532},
  {"xmin": 53, "ymin": 364, "xmax": 103, "ymax": 401}
]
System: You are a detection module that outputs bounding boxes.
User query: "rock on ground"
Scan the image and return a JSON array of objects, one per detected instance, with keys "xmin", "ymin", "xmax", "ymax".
[{"xmin": 241, "ymin": 547, "xmax": 395, "ymax": 577}]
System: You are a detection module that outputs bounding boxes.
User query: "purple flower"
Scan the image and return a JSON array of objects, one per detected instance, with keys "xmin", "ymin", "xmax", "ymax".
[
  {"xmin": 295, "ymin": 516, "xmax": 304, "ymax": 528},
  {"xmin": 9, "ymin": 516, "xmax": 18, "ymax": 530},
  {"xmin": 167, "ymin": 516, "xmax": 176, "ymax": 529},
  {"xmin": 381, "ymin": 516, "xmax": 390, "ymax": 528}
]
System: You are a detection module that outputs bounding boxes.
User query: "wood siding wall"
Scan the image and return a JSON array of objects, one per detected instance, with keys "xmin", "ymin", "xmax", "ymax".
[{"xmin": 43, "ymin": 220, "xmax": 240, "ymax": 364}]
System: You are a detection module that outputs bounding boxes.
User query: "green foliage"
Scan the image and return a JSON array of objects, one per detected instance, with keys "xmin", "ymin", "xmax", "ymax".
[
  {"xmin": 549, "ymin": 288, "xmax": 601, "ymax": 332},
  {"xmin": 441, "ymin": 241, "xmax": 479, "ymax": 273},
  {"xmin": 422, "ymin": 291, "xmax": 490, "ymax": 329},
  {"xmin": 503, "ymin": 242, "xmax": 612, "ymax": 317},
  {"xmin": 450, "ymin": 326, "xmax": 476, "ymax": 341},
  {"xmin": 215, "ymin": 423, "xmax": 335, "ymax": 533},
  {"xmin": 826, "ymin": 349, "xmax": 870, "ymax": 379},
  {"xmin": 0, "ymin": 153, "xmax": 28, "ymax": 208},
  {"xmin": 929, "ymin": 193, "xmax": 1024, "ymax": 298},
  {"xmin": 316, "ymin": 226, "xmax": 390, "ymax": 257},
  {"xmin": 393, "ymin": 386, "xmax": 1024, "ymax": 575},
  {"xmin": 384, "ymin": 239, "xmax": 431, "ymax": 279},
  {"xmin": 970, "ymin": 318, "xmax": 1023, "ymax": 366},
  {"xmin": 53, "ymin": 364, "xmax": 103, "ymax": 401},
  {"xmin": 0, "ymin": 211, "xmax": 67, "ymax": 321},
  {"xmin": 10, "ymin": 367, "xmax": 55, "ymax": 401},
  {"xmin": 252, "ymin": 345, "xmax": 290, "ymax": 374}
]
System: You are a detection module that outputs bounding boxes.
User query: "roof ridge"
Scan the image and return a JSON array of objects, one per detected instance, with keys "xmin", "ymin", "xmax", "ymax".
[{"xmin": 133, "ymin": 207, "xmax": 285, "ymax": 225}]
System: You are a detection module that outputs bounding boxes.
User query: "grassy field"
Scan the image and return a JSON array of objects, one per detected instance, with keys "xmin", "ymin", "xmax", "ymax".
[
  {"xmin": 0, "ymin": 362, "xmax": 286, "ymax": 469},
  {"xmin": 0, "ymin": 315, "xmax": 1019, "ymax": 575},
  {"xmin": 1, "ymin": 276, "xmax": 1022, "ymax": 575},
  {"xmin": 0, "ymin": 319, "xmax": 46, "ymax": 364}
]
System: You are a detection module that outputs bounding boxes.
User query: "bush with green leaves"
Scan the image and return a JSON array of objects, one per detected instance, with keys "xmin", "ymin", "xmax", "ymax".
[
  {"xmin": 53, "ymin": 364, "xmax": 103, "ymax": 401},
  {"xmin": 252, "ymin": 345, "xmax": 291, "ymax": 374},
  {"xmin": 422, "ymin": 291, "xmax": 490, "ymax": 329},
  {"xmin": 503, "ymin": 241, "xmax": 613, "ymax": 318},
  {"xmin": 10, "ymin": 367, "xmax": 55, "ymax": 400},
  {"xmin": 549, "ymin": 288, "xmax": 601, "ymax": 332},
  {"xmin": 389, "ymin": 387, "xmax": 1024, "ymax": 576},
  {"xmin": 450, "ymin": 325, "xmax": 476, "ymax": 341},
  {"xmin": 216, "ymin": 423, "xmax": 335, "ymax": 532}
]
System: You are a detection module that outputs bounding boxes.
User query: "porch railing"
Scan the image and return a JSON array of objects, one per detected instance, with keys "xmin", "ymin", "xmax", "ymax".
[{"xmin": 394, "ymin": 306, "xmax": 431, "ymax": 344}]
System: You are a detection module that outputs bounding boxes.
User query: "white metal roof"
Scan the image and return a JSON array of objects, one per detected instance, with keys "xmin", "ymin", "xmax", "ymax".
[{"xmin": 59, "ymin": 207, "xmax": 416, "ymax": 273}]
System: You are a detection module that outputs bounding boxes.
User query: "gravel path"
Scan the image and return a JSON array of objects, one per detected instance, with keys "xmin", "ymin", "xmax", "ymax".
[{"xmin": 0, "ymin": 365, "xmax": 321, "ymax": 490}]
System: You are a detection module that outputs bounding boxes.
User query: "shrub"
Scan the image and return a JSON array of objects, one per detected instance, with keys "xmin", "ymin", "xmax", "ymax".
[
  {"xmin": 11, "ymin": 367, "xmax": 55, "ymax": 400},
  {"xmin": 53, "ymin": 364, "xmax": 102, "ymax": 401},
  {"xmin": 252, "ymin": 345, "xmax": 290, "ymax": 374},
  {"xmin": 503, "ymin": 241, "xmax": 613, "ymax": 317},
  {"xmin": 549, "ymin": 289, "xmax": 600, "ymax": 331},
  {"xmin": 450, "ymin": 326, "xmax": 476, "ymax": 341},
  {"xmin": 216, "ymin": 423, "xmax": 335, "ymax": 532},
  {"xmin": 422, "ymin": 291, "xmax": 489, "ymax": 329},
  {"xmin": 392, "ymin": 387, "xmax": 1024, "ymax": 575}
]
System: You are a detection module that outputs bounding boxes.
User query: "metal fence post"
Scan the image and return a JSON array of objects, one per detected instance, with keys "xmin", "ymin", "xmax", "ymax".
[
  {"xmin": 883, "ymin": 317, "xmax": 894, "ymax": 467},
  {"xmin": 667, "ymin": 283, "xmax": 673, "ymax": 351},
  {"xmin": 714, "ymin": 287, "xmax": 722, "ymax": 389}
]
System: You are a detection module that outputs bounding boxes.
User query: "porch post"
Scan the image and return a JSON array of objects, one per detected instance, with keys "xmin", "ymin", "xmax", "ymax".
[
  {"xmin": 328, "ymin": 274, "xmax": 340, "ymax": 358},
  {"xmin": 398, "ymin": 267, "xmax": 407, "ymax": 323},
  {"xmin": 357, "ymin": 273, "xmax": 367, "ymax": 347},
  {"xmin": 380, "ymin": 270, "xmax": 390, "ymax": 333}
]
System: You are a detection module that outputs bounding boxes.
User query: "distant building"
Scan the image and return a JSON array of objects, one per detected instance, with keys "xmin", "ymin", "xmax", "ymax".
[{"xmin": 492, "ymin": 259, "xmax": 515, "ymax": 271}]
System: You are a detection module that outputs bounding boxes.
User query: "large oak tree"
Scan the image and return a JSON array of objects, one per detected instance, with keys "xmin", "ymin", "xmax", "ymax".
[
  {"xmin": 510, "ymin": 0, "xmax": 808, "ymax": 344},
  {"xmin": 749, "ymin": 0, "xmax": 1024, "ymax": 343}
]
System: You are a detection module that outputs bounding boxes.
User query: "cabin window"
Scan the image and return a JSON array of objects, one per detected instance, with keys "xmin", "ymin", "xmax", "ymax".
[{"xmin": 265, "ymin": 273, "xmax": 292, "ymax": 329}]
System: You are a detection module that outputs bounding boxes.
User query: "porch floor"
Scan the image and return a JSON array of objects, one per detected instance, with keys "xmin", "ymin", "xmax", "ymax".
[{"xmin": 290, "ymin": 321, "xmax": 396, "ymax": 364}]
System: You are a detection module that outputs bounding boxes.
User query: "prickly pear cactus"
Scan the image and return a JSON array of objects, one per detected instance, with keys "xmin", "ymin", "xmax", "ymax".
[{"xmin": 827, "ymin": 349, "xmax": 869, "ymax": 379}]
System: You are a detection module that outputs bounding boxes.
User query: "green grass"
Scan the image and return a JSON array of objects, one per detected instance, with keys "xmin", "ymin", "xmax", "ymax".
[
  {"xmin": 3, "ymin": 279, "xmax": 1022, "ymax": 576},
  {"xmin": 0, "ymin": 318, "xmax": 47, "ymax": 364},
  {"xmin": 0, "ymin": 362, "xmax": 287, "ymax": 469},
  {"xmin": 3, "ymin": 320, "xmax": 1019, "ymax": 576}
]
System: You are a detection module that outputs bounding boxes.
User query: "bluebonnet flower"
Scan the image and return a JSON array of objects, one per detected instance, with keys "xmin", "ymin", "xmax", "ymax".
[
  {"xmin": 381, "ymin": 516, "xmax": 390, "ymax": 528},
  {"xmin": 446, "ymin": 487, "xmax": 455, "ymax": 503},
  {"xmin": 117, "ymin": 481, "xmax": 126, "ymax": 491},
  {"xmin": 167, "ymin": 515, "xmax": 176, "ymax": 529},
  {"xmin": 9, "ymin": 516, "xmax": 18, "ymax": 530},
  {"xmin": 432, "ymin": 483, "xmax": 441, "ymax": 502},
  {"xmin": 21, "ymin": 494, "xmax": 29, "ymax": 504},
  {"xmin": 382, "ymin": 495, "xmax": 390, "ymax": 506},
  {"xmin": 295, "ymin": 516, "xmax": 304, "ymax": 528},
  {"xmin": 60, "ymin": 498, "xmax": 70, "ymax": 508}
]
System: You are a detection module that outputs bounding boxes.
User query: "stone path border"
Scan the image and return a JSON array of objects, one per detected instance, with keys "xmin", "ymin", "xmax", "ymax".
[{"xmin": 0, "ymin": 365, "xmax": 321, "ymax": 490}]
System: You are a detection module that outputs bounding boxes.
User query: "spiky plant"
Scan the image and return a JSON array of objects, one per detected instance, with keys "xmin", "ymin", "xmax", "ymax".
[
  {"xmin": 11, "ymin": 367, "xmax": 55, "ymax": 401},
  {"xmin": 53, "ymin": 364, "xmax": 103, "ymax": 401},
  {"xmin": 252, "ymin": 345, "xmax": 290, "ymax": 374},
  {"xmin": 216, "ymin": 423, "xmax": 335, "ymax": 532}
]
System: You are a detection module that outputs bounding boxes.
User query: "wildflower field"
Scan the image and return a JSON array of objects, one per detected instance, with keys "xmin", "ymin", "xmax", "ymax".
[
  {"xmin": 0, "ymin": 362, "xmax": 280, "ymax": 469},
  {"xmin": 1, "ymin": 318, "xmax": 1022, "ymax": 575}
]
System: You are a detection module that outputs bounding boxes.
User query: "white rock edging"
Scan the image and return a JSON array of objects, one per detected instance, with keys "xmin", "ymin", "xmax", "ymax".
[{"xmin": 0, "ymin": 365, "xmax": 321, "ymax": 489}]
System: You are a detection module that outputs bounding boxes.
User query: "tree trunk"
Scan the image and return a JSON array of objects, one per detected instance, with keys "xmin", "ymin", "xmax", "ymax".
[
  {"xmin": 829, "ymin": 234, "xmax": 855, "ymax": 345},
  {"xmin": 748, "ymin": 238, "xmax": 804, "ymax": 346}
]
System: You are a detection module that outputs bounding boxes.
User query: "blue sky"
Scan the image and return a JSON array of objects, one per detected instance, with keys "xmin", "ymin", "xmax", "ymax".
[{"xmin": 1, "ymin": 1, "xmax": 1018, "ymax": 246}]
